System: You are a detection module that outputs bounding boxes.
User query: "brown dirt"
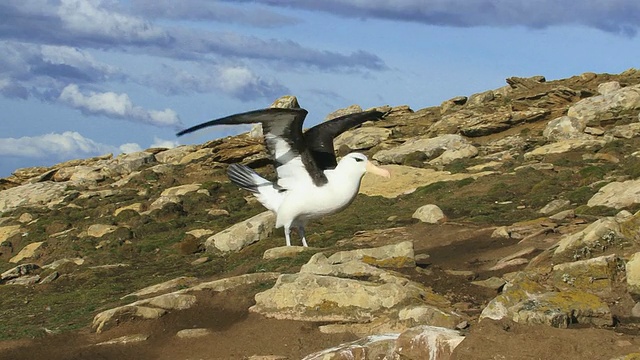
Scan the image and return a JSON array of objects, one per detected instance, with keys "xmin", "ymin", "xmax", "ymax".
[{"xmin": 2, "ymin": 222, "xmax": 639, "ymax": 360}]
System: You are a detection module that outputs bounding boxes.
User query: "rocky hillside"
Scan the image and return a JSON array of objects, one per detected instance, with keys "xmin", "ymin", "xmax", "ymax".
[{"xmin": 2, "ymin": 70, "xmax": 640, "ymax": 359}]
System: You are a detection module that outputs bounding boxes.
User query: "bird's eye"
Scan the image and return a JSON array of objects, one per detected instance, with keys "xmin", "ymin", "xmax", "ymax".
[{"xmin": 354, "ymin": 157, "xmax": 364, "ymax": 162}]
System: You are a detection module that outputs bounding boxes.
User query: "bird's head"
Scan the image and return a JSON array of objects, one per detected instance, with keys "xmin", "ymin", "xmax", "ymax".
[{"xmin": 340, "ymin": 153, "xmax": 390, "ymax": 178}]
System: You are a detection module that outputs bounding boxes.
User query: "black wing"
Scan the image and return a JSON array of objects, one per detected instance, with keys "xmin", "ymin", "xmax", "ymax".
[
  {"xmin": 303, "ymin": 109, "xmax": 384, "ymax": 170},
  {"xmin": 176, "ymin": 108, "xmax": 329, "ymax": 187}
]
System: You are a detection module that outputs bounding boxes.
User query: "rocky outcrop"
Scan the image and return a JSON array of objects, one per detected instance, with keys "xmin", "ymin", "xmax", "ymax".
[
  {"xmin": 334, "ymin": 127, "xmax": 392, "ymax": 151},
  {"xmin": 373, "ymin": 134, "xmax": 477, "ymax": 165},
  {"xmin": 251, "ymin": 241, "xmax": 458, "ymax": 330},
  {"xmin": 567, "ymin": 82, "xmax": 640, "ymax": 126},
  {"xmin": 480, "ymin": 272, "xmax": 613, "ymax": 328},
  {"xmin": 0, "ymin": 182, "xmax": 69, "ymax": 213}
]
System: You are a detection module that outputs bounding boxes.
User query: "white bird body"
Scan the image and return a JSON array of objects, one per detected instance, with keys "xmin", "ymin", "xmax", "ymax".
[{"xmin": 177, "ymin": 107, "xmax": 390, "ymax": 247}]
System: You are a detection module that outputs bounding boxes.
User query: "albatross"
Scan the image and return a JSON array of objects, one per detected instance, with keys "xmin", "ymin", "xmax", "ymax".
[{"xmin": 176, "ymin": 107, "xmax": 390, "ymax": 247}]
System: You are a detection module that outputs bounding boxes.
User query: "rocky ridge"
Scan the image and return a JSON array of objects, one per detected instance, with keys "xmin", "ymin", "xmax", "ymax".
[{"xmin": 2, "ymin": 70, "xmax": 640, "ymax": 359}]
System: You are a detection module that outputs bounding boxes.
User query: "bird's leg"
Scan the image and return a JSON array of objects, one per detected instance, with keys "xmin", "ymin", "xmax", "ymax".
[
  {"xmin": 298, "ymin": 226, "xmax": 308, "ymax": 247},
  {"xmin": 284, "ymin": 225, "xmax": 292, "ymax": 247}
]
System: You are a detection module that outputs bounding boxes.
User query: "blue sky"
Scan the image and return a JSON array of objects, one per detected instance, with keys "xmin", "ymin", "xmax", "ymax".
[{"xmin": 2, "ymin": 0, "xmax": 640, "ymax": 177}]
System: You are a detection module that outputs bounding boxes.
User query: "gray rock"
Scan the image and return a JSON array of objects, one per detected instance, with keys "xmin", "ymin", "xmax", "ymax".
[
  {"xmin": 263, "ymin": 246, "xmax": 310, "ymax": 260},
  {"xmin": 9, "ymin": 241, "xmax": 45, "ymax": 263},
  {"xmin": 123, "ymin": 276, "xmax": 198, "ymax": 299},
  {"xmin": 412, "ymin": 204, "xmax": 446, "ymax": 224},
  {"xmin": 440, "ymin": 96, "xmax": 467, "ymax": 114},
  {"xmin": 334, "ymin": 127, "xmax": 391, "ymax": 151},
  {"xmin": 187, "ymin": 272, "xmax": 280, "ymax": 292},
  {"xmin": 627, "ymin": 252, "xmax": 640, "ymax": 296},
  {"xmin": 524, "ymin": 139, "xmax": 608, "ymax": 160},
  {"xmin": 567, "ymin": 83, "xmax": 640, "ymax": 126},
  {"xmin": 551, "ymin": 254, "xmax": 623, "ymax": 296},
  {"xmin": 0, "ymin": 182, "xmax": 69, "ymax": 213},
  {"xmin": 539, "ymin": 199, "xmax": 571, "ymax": 215},
  {"xmin": 480, "ymin": 272, "xmax": 613, "ymax": 328},
  {"xmin": 160, "ymin": 184, "xmax": 202, "ymax": 197},
  {"xmin": 543, "ymin": 116, "xmax": 591, "ymax": 141},
  {"xmin": 42, "ymin": 258, "xmax": 85, "ymax": 270},
  {"xmin": 86, "ymin": 224, "xmax": 118, "ymax": 238},
  {"xmin": 467, "ymin": 90, "xmax": 495, "ymax": 106},
  {"xmin": 597, "ymin": 81, "xmax": 622, "ymax": 95},
  {"xmin": 394, "ymin": 325, "xmax": 465, "ymax": 360},
  {"xmin": 553, "ymin": 217, "xmax": 623, "ymax": 257},
  {"xmin": 609, "ymin": 123, "xmax": 640, "ymax": 139},
  {"xmin": 303, "ymin": 334, "xmax": 398, "ymax": 360},
  {"xmin": 0, "ymin": 225, "xmax": 21, "ymax": 243},
  {"xmin": 53, "ymin": 165, "xmax": 106, "ymax": 184},
  {"xmin": 0, "ymin": 264, "xmax": 40, "ymax": 282},
  {"xmin": 6, "ymin": 274, "xmax": 41, "ymax": 285},
  {"xmin": 325, "ymin": 104, "xmax": 363, "ymax": 121},
  {"xmin": 270, "ymin": 95, "xmax": 299, "ymax": 109},
  {"xmin": 176, "ymin": 328, "xmax": 212, "ymax": 339},
  {"xmin": 301, "ymin": 253, "xmax": 393, "ymax": 279},
  {"xmin": 92, "ymin": 292, "xmax": 196, "ymax": 333},
  {"xmin": 432, "ymin": 108, "xmax": 549, "ymax": 138},
  {"xmin": 40, "ymin": 271, "xmax": 59, "ymax": 284},
  {"xmin": 155, "ymin": 145, "xmax": 198, "ymax": 164},
  {"xmin": 373, "ymin": 134, "xmax": 477, "ymax": 165},
  {"xmin": 325, "ymin": 240, "xmax": 415, "ymax": 268},
  {"xmin": 398, "ymin": 305, "xmax": 462, "ymax": 329},
  {"xmin": 96, "ymin": 334, "xmax": 149, "ymax": 346},
  {"xmin": 471, "ymin": 277, "xmax": 506, "ymax": 291},
  {"xmin": 588, "ymin": 179, "xmax": 640, "ymax": 209},
  {"xmin": 109, "ymin": 151, "xmax": 157, "ymax": 175},
  {"xmin": 250, "ymin": 272, "xmax": 428, "ymax": 322},
  {"xmin": 205, "ymin": 211, "xmax": 276, "ymax": 252}
]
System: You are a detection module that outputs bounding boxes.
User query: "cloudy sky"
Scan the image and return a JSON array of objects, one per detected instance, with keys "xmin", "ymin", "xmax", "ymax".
[{"xmin": 2, "ymin": 0, "xmax": 640, "ymax": 177}]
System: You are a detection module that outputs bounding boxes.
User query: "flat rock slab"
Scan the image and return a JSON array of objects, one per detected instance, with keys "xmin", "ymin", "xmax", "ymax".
[{"xmin": 360, "ymin": 164, "xmax": 494, "ymax": 198}]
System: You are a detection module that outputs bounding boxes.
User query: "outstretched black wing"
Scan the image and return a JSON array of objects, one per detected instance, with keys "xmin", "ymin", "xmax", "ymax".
[
  {"xmin": 303, "ymin": 109, "xmax": 384, "ymax": 170},
  {"xmin": 176, "ymin": 108, "xmax": 328, "ymax": 187}
]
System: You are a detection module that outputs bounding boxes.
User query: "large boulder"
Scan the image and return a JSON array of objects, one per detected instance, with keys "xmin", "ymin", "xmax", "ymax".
[
  {"xmin": 627, "ymin": 252, "xmax": 640, "ymax": 296},
  {"xmin": 373, "ymin": 134, "xmax": 477, "ymax": 165},
  {"xmin": 250, "ymin": 272, "xmax": 428, "ymax": 322},
  {"xmin": 205, "ymin": 211, "xmax": 276, "ymax": 252},
  {"xmin": 543, "ymin": 116, "xmax": 591, "ymax": 141},
  {"xmin": 334, "ymin": 127, "xmax": 392, "ymax": 151},
  {"xmin": 480, "ymin": 272, "xmax": 613, "ymax": 328},
  {"xmin": 588, "ymin": 179, "xmax": 640, "ymax": 209},
  {"xmin": 567, "ymin": 83, "xmax": 640, "ymax": 126},
  {"xmin": 553, "ymin": 217, "xmax": 623, "ymax": 258},
  {"xmin": 0, "ymin": 182, "xmax": 69, "ymax": 213}
]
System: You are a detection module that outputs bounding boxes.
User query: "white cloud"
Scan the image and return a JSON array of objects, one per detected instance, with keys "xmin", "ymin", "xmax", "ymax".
[
  {"xmin": 57, "ymin": 0, "xmax": 168, "ymax": 42},
  {"xmin": 150, "ymin": 136, "xmax": 179, "ymax": 149},
  {"xmin": 58, "ymin": 84, "xmax": 182, "ymax": 127},
  {"xmin": 0, "ymin": 131, "xmax": 116, "ymax": 159},
  {"xmin": 119, "ymin": 143, "xmax": 143, "ymax": 153},
  {"xmin": 139, "ymin": 63, "xmax": 289, "ymax": 101},
  {"xmin": 40, "ymin": 45, "xmax": 119, "ymax": 78}
]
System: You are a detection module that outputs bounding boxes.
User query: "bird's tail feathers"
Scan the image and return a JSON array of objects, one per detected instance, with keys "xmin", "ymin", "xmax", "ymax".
[
  {"xmin": 227, "ymin": 164, "xmax": 266, "ymax": 193},
  {"xmin": 227, "ymin": 163, "xmax": 284, "ymax": 213}
]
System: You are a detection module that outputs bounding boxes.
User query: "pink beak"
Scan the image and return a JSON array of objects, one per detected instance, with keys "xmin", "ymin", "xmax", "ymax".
[{"xmin": 365, "ymin": 161, "xmax": 391, "ymax": 178}]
